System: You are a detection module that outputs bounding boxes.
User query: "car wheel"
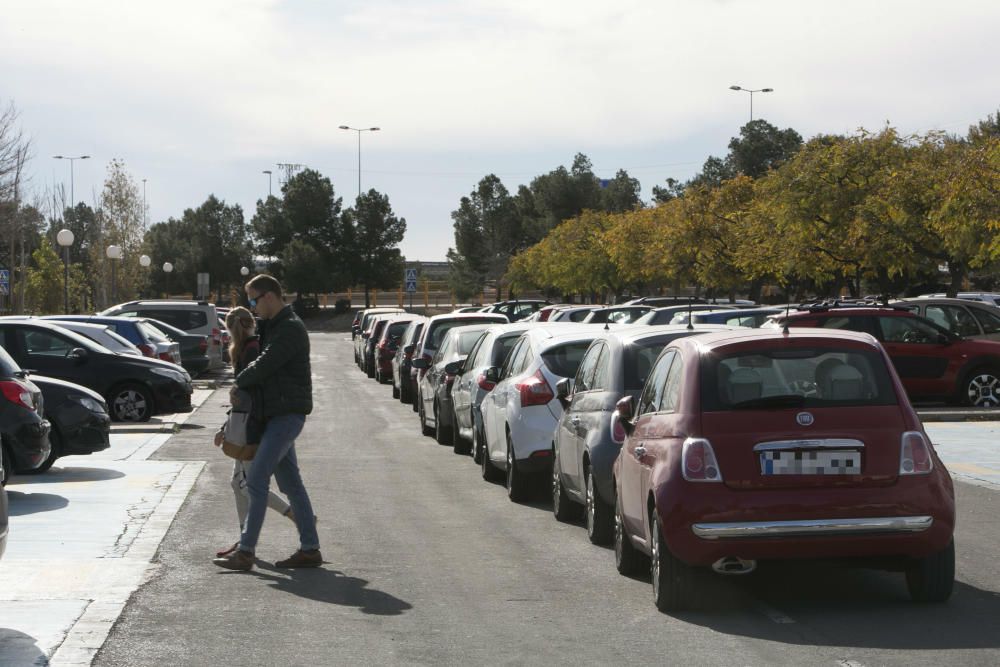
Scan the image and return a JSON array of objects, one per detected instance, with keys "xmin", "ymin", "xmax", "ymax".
[
  {"xmin": 651, "ymin": 510, "xmax": 694, "ymax": 612},
  {"xmin": 586, "ymin": 465, "xmax": 613, "ymax": 545},
  {"xmin": 1, "ymin": 441, "xmax": 12, "ymax": 486},
  {"xmin": 24, "ymin": 428, "xmax": 60, "ymax": 474},
  {"xmin": 506, "ymin": 432, "xmax": 531, "ymax": 502},
  {"xmin": 452, "ymin": 408, "xmax": 471, "ymax": 455},
  {"xmin": 392, "ymin": 382, "xmax": 400, "ymax": 399},
  {"xmin": 962, "ymin": 367, "xmax": 1000, "ymax": 407},
  {"xmin": 411, "ymin": 384, "xmax": 419, "ymax": 413},
  {"xmin": 108, "ymin": 383, "xmax": 154, "ymax": 422},
  {"xmin": 366, "ymin": 361, "xmax": 375, "ymax": 378},
  {"xmin": 552, "ymin": 445, "xmax": 581, "ymax": 522},
  {"xmin": 472, "ymin": 419, "xmax": 485, "ymax": 464},
  {"xmin": 614, "ymin": 490, "xmax": 642, "ymax": 576},
  {"xmin": 434, "ymin": 402, "xmax": 452, "ymax": 444},
  {"xmin": 906, "ymin": 539, "xmax": 955, "ymax": 603},
  {"xmin": 419, "ymin": 399, "xmax": 434, "ymax": 437},
  {"xmin": 481, "ymin": 430, "xmax": 502, "ymax": 482},
  {"xmin": 399, "ymin": 377, "xmax": 411, "ymax": 404}
]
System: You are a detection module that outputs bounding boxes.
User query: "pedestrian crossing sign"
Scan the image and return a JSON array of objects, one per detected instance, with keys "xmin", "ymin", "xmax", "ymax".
[{"xmin": 405, "ymin": 268, "xmax": 417, "ymax": 282}]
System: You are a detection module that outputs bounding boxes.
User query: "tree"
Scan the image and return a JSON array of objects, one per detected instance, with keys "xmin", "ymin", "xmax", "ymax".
[
  {"xmin": 599, "ymin": 169, "xmax": 642, "ymax": 213},
  {"xmin": 523, "ymin": 153, "xmax": 602, "ymax": 239},
  {"xmin": 447, "ymin": 174, "xmax": 522, "ymax": 300},
  {"xmin": 651, "ymin": 177, "xmax": 685, "ymax": 204},
  {"xmin": 727, "ymin": 119, "xmax": 803, "ymax": 178},
  {"xmin": 345, "ymin": 189, "xmax": 406, "ymax": 306},
  {"xmin": 967, "ymin": 109, "xmax": 1000, "ymax": 145},
  {"xmin": 95, "ymin": 159, "xmax": 146, "ymax": 307},
  {"xmin": 23, "ymin": 237, "xmax": 64, "ymax": 314},
  {"xmin": 279, "ymin": 239, "xmax": 328, "ymax": 296}
]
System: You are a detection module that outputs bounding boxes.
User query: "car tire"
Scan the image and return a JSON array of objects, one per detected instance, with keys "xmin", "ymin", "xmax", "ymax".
[
  {"xmin": 108, "ymin": 383, "xmax": 154, "ymax": 422},
  {"xmin": 1, "ymin": 441, "xmax": 12, "ymax": 486},
  {"xmin": 961, "ymin": 367, "xmax": 1000, "ymax": 407},
  {"xmin": 399, "ymin": 378, "xmax": 411, "ymax": 404},
  {"xmin": 906, "ymin": 539, "xmax": 955, "ymax": 603},
  {"xmin": 434, "ymin": 402, "xmax": 452, "ymax": 445},
  {"xmin": 506, "ymin": 432, "xmax": 531, "ymax": 502},
  {"xmin": 552, "ymin": 445, "xmax": 581, "ymax": 522},
  {"xmin": 586, "ymin": 465, "xmax": 613, "ymax": 545},
  {"xmin": 651, "ymin": 511, "xmax": 694, "ymax": 612},
  {"xmin": 411, "ymin": 384, "xmax": 420, "ymax": 413},
  {"xmin": 392, "ymin": 382, "xmax": 400, "ymax": 399},
  {"xmin": 614, "ymin": 490, "xmax": 642, "ymax": 576},
  {"xmin": 419, "ymin": 400, "xmax": 434, "ymax": 437},
  {"xmin": 472, "ymin": 419, "xmax": 485, "ymax": 464},
  {"xmin": 481, "ymin": 431, "xmax": 502, "ymax": 482},
  {"xmin": 452, "ymin": 409, "xmax": 471, "ymax": 455},
  {"xmin": 366, "ymin": 358, "xmax": 375, "ymax": 378},
  {"xmin": 23, "ymin": 428, "xmax": 60, "ymax": 474}
]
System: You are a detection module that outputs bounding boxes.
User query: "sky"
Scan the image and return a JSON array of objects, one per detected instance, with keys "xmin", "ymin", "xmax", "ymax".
[{"xmin": 2, "ymin": 0, "xmax": 998, "ymax": 262}]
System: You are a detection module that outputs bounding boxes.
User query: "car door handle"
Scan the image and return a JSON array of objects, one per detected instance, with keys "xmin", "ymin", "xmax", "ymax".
[
  {"xmin": 634, "ymin": 446, "xmax": 646, "ymax": 460},
  {"xmin": 570, "ymin": 416, "xmax": 580, "ymax": 424}
]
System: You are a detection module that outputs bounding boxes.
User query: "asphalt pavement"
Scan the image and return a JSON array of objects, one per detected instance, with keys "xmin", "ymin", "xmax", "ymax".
[{"xmin": 85, "ymin": 333, "xmax": 1000, "ymax": 666}]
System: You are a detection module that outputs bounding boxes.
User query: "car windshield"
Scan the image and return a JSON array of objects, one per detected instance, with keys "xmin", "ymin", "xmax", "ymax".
[
  {"xmin": 701, "ymin": 346, "xmax": 898, "ymax": 410},
  {"xmin": 427, "ymin": 318, "xmax": 500, "ymax": 350},
  {"xmin": 541, "ymin": 341, "xmax": 592, "ymax": 378},
  {"xmin": 0, "ymin": 344, "xmax": 21, "ymax": 375}
]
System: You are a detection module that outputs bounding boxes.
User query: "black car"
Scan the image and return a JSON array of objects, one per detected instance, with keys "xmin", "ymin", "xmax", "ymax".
[
  {"xmin": 393, "ymin": 318, "xmax": 427, "ymax": 404},
  {"xmin": 0, "ymin": 344, "xmax": 51, "ymax": 484},
  {"xmin": 481, "ymin": 300, "xmax": 549, "ymax": 322},
  {"xmin": 0, "ymin": 448, "xmax": 7, "ymax": 558},
  {"xmin": 29, "ymin": 375, "xmax": 111, "ymax": 472},
  {"xmin": 0, "ymin": 319, "xmax": 193, "ymax": 422},
  {"xmin": 142, "ymin": 318, "xmax": 212, "ymax": 376}
]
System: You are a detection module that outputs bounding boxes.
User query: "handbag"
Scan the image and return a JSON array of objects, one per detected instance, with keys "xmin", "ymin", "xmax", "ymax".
[{"xmin": 221, "ymin": 388, "xmax": 261, "ymax": 461}]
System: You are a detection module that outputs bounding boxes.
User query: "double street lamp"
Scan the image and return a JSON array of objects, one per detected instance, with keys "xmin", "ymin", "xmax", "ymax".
[
  {"xmin": 729, "ymin": 85, "xmax": 773, "ymax": 122},
  {"xmin": 338, "ymin": 125, "xmax": 380, "ymax": 199},
  {"xmin": 52, "ymin": 155, "xmax": 90, "ymax": 208}
]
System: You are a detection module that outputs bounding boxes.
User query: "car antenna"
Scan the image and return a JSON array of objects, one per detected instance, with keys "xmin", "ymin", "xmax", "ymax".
[
  {"xmin": 686, "ymin": 296, "xmax": 694, "ymax": 330},
  {"xmin": 783, "ymin": 288, "xmax": 791, "ymax": 335}
]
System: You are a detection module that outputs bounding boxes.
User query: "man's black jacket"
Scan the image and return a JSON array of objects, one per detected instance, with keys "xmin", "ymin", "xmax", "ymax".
[{"xmin": 236, "ymin": 305, "xmax": 312, "ymax": 416}]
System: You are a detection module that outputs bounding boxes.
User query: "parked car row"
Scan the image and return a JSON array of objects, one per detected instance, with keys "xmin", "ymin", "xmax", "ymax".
[{"xmin": 351, "ymin": 305, "xmax": 959, "ymax": 612}]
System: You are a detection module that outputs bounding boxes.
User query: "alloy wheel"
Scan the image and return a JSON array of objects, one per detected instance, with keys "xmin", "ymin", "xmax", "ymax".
[{"xmin": 966, "ymin": 370, "xmax": 1000, "ymax": 407}]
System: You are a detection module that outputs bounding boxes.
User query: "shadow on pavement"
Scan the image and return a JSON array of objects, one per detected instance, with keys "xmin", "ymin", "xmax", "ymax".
[
  {"xmin": 5, "ymin": 491, "xmax": 69, "ymax": 516},
  {"xmin": 11, "ymin": 467, "xmax": 126, "ymax": 484},
  {"xmin": 244, "ymin": 563, "xmax": 413, "ymax": 616},
  {"xmin": 0, "ymin": 628, "xmax": 47, "ymax": 664},
  {"xmin": 675, "ymin": 560, "xmax": 1000, "ymax": 650}
]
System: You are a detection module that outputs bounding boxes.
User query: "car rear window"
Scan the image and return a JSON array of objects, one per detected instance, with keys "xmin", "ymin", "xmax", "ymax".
[
  {"xmin": 136, "ymin": 320, "xmax": 170, "ymax": 343},
  {"xmin": 387, "ymin": 321, "xmax": 409, "ymax": 338},
  {"xmin": 426, "ymin": 318, "xmax": 503, "ymax": 350},
  {"xmin": 541, "ymin": 341, "xmax": 593, "ymax": 378},
  {"xmin": 701, "ymin": 346, "xmax": 898, "ymax": 410},
  {"xmin": 491, "ymin": 334, "xmax": 521, "ymax": 366},
  {"xmin": 135, "ymin": 309, "xmax": 208, "ymax": 331}
]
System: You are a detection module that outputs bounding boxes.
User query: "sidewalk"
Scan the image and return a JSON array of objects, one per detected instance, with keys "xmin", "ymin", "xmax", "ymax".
[{"xmin": 0, "ymin": 386, "xmax": 224, "ymax": 666}]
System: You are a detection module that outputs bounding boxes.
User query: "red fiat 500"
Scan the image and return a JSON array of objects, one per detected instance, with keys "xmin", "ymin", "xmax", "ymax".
[{"xmin": 613, "ymin": 327, "xmax": 955, "ymax": 612}]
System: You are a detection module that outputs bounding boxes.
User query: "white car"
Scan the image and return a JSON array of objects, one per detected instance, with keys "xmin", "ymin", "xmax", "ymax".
[
  {"xmin": 102, "ymin": 300, "xmax": 223, "ymax": 369},
  {"xmin": 480, "ymin": 327, "xmax": 602, "ymax": 501},
  {"xmin": 44, "ymin": 320, "xmax": 143, "ymax": 356}
]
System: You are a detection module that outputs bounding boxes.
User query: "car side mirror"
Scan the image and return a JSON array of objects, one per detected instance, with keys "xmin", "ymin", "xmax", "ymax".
[
  {"xmin": 615, "ymin": 395, "xmax": 635, "ymax": 435},
  {"xmin": 403, "ymin": 343, "xmax": 415, "ymax": 355},
  {"xmin": 69, "ymin": 347, "xmax": 89, "ymax": 364},
  {"xmin": 556, "ymin": 377, "xmax": 573, "ymax": 408},
  {"xmin": 411, "ymin": 357, "xmax": 428, "ymax": 370},
  {"xmin": 484, "ymin": 366, "xmax": 500, "ymax": 384},
  {"xmin": 444, "ymin": 360, "xmax": 462, "ymax": 375}
]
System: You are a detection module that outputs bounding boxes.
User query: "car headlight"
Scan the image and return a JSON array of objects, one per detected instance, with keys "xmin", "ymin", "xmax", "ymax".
[
  {"xmin": 71, "ymin": 395, "xmax": 107, "ymax": 414},
  {"xmin": 151, "ymin": 367, "xmax": 186, "ymax": 382}
]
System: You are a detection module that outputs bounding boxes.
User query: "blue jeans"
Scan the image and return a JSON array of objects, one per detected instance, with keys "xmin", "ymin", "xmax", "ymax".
[{"xmin": 239, "ymin": 414, "xmax": 319, "ymax": 553}]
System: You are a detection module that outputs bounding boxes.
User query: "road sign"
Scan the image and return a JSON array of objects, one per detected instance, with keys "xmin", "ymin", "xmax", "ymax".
[
  {"xmin": 405, "ymin": 268, "xmax": 417, "ymax": 282},
  {"xmin": 0, "ymin": 283, "xmax": 8, "ymax": 296},
  {"xmin": 405, "ymin": 280, "xmax": 417, "ymax": 293},
  {"xmin": 0, "ymin": 269, "xmax": 9, "ymax": 285}
]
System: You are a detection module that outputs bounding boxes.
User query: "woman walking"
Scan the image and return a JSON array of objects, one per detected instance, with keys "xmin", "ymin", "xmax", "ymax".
[{"xmin": 215, "ymin": 306, "xmax": 295, "ymax": 557}]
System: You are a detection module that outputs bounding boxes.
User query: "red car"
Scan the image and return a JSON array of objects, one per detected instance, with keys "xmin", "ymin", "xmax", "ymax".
[
  {"xmin": 613, "ymin": 328, "xmax": 955, "ymax": 612},
  {"xmin": 767, "ymin": 303, "xmax": 1000, "ymax": 407}
]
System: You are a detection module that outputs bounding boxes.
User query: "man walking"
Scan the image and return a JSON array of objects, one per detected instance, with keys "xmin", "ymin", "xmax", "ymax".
[{"xmin": 213, "ymin": 274, "xmax": 321, "ymax": 571}]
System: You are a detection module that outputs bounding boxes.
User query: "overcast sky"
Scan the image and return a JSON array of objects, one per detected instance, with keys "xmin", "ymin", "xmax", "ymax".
[{"xmin": 3, "ymin": 0, "xmax": 998, "ymax": 262}]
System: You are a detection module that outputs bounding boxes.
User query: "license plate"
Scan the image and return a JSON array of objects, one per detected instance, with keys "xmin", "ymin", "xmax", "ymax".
[{"xmin": 760, "ymin": 449, "xmax": 861, "ymax": 475}]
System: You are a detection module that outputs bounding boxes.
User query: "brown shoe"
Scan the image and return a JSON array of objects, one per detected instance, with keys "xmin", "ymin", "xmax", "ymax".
[
  {"xmin": 275, "ymin": 549, "xmax": 323, "ymax": 568},
  {"xmin": 213, "ymin": 549, "xmax": 254, "ymax": 571}
]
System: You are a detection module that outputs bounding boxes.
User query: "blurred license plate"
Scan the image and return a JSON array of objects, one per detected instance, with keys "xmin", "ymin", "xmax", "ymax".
[{"xmin": 760, "ymin": 449, "xmax": 861, "ymax": 475}]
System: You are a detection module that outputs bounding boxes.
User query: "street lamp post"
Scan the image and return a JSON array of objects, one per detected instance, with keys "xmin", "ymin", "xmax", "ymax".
[
  {"xmin": 52, "ymin": 155, "xmax": 91, "ymax": 208},
  {"xmin": 142, "ymin": 179, "xmax": 147, "ymax": 227},
  {"xmin": 56, "ymin": 229, "xmax": 74, "ymax": 313},
  {"xmin": 338, "ymin": 125, "xmax": 380, "ymax": 199},
  {"xmin": 106, "ymin": 245, "xmax": 122, "ymax": 304},
  {"xmin": 139, "ymin": 254, "xmax": 151, "ymax": 298},
  {"xmin": 729, "ymin": 85, "xmax": 773, "ymax": 122},
  {"xmin": 262, "ymin": 170, "xmax": 272, "ymax": 197}
]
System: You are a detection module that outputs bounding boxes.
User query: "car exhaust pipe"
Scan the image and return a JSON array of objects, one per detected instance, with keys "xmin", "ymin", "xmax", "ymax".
[{"xmin": 712, "ymin": 556, "xmax": 757, "ymax": 575}]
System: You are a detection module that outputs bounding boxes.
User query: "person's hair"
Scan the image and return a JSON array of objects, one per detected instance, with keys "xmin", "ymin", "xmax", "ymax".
[
  {"xmin": 245, "ymin": 274, "xmax": 283, "ymax": 299},
  {"xmin": 225, "ymin": 306, "xmax": 256, "ymax": 365}
]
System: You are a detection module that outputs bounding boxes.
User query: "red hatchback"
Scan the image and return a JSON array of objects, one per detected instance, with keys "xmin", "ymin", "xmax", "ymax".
[{"xmin": 613, "ymin": 328, "xmax": 955, "ymax": 612}]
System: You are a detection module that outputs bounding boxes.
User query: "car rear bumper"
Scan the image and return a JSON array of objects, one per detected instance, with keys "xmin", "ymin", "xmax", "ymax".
[
  {"xmin": 657, "ymin": 473, "xmax": 955, "ymax": 565},
  {"xmin": 60, "ymin": 412, "xmax": 112, "ymax": 455},
  {"xmin": 6, "ymin": 419, "xmax": 52, "ymax": 472},
  {"xmin": 508, "ymin": 409, "xmax": 557, "ymax": 459}
]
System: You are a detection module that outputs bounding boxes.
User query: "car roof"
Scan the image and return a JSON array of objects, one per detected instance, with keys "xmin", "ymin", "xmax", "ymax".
[
  {"xmin": 677, "ymin": 326, "xmax": 882, "ymax": 353},
  {"xmin": 44, "ymin": 320, "xmax": 113, "ymax": 332},
  {"xmin": 894, "ymin": 297, "xmax": 1000, "ymax": 309},
  {"xmin": 427, "ymin": 312, "xmax": 508, "ymax": 323}
]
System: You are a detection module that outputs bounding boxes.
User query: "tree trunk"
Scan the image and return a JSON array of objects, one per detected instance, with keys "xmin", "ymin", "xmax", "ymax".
[{"xmin": 947, "ymin": 263, "xmax": 965, "ymax": 298}]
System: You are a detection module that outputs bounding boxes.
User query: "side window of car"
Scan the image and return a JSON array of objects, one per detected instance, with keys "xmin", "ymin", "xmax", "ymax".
[
  {"xmin": 434, "ymin": 334, "xmax": 454, "ymax": 363},
  {"xmin": 24, "ymin": 330, "xmax": 75, "ymax": 357},
  {"xmin": 659, "ymin": 355, "xmax": 684, "ymax": 412},
  {"xmin": 500, "ymin": 340, "xmax": 524, "ymax": 379},
  {"xmin": 637, "ymin": 350, "xmax": 674, "ymax": 416},
  {"xmin": 878, "ymin": 316, "xmax": 940, "ymax": 344},
  {"xmin": 972, "ymin": 307, "xmax": 1000, "ymax": 335},
  {"xmin": 465, "ymin": 335, "xmax": 485, "ymax": 369},
  {"xmin": 514, "ymin": 340, "xmax": 534, "ymax": 375},
  {"xmin": 930, "ymin": 305, "xmax": 981, "ymax": 338},
  {"xmin": 591, "ymin": 346, "xmax": 613, "ymax": 391},
  {"xmin": 574, "ymin": 344, "xmax": 603, "ymax": 392},
  {"xmin": 819, "ymin": 316, "xmax": 872, "ymax": 334}
]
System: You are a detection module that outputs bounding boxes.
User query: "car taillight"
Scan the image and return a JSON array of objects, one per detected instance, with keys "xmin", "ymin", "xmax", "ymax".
[
  {"xmin": 681, "ymin": 437, "xmax": 723, "ymax": 482},
  {"xmin": 516, "ymin": 370, "xmax": 554, "ymax": 407},
  {"xmin": 199, "ymin": 338, "xmax": 208, "ymax": 353},
  {"xmin": 212, "ymin": 327, "xmax": 221, "ymax": 345},
  {"xmin": 610, "ymin": 412, "xmax": 627, "ymax": 444},
  {"xmin": 158, "ymin": 352, "xmax": 173, "ymax": 362},
  {"xmin": 477, "ymin": 373, "xmax": 495, "ymax": 391},
  {"xmin": 0, "ymin": 380, "xmax": 34, "ymax": 410},
  {"xmin": 138, "ymin": 343, "xmax": 155, "ymax": 357},
  {"xmin": 900, "ymin": 431, "xmax": 934, "ymax": 475},
  {"xmin": 539, "ymin": 310, "xmax": 552, "ymax": 321}
]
